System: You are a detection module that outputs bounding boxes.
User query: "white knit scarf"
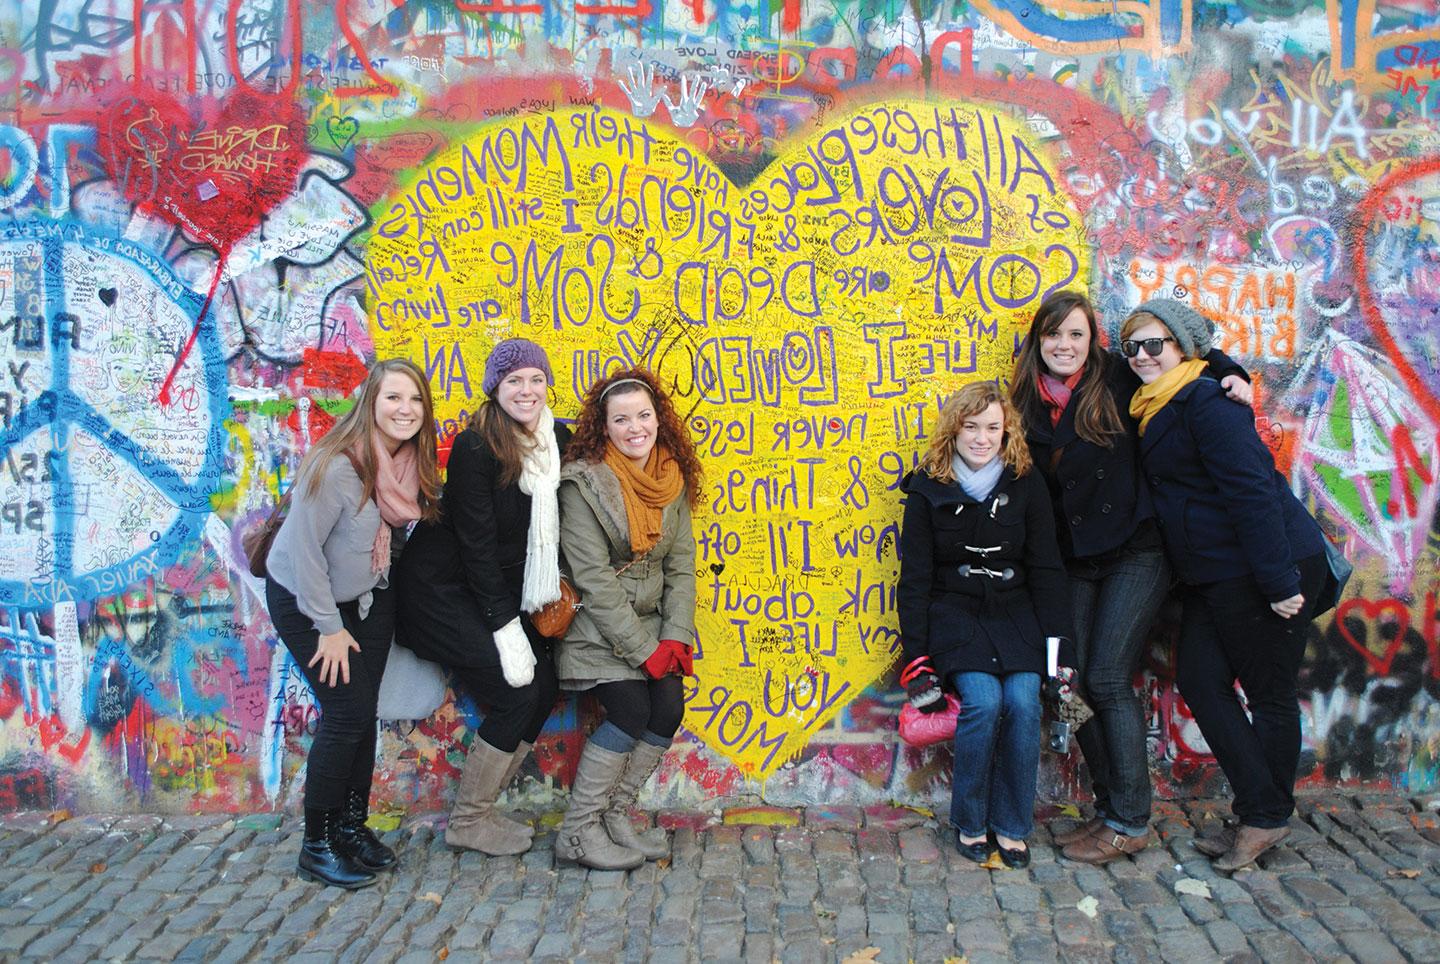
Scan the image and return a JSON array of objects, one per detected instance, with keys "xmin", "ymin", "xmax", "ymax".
[{"xmin": 518, "ymin": 407, "xmax": 562, "ymax": 612}]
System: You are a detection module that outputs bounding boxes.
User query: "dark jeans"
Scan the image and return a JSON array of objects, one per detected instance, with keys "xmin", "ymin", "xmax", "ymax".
[
  {"xmin": 1176, "ymin": 552, "xmax": 1328, "ymax": 829},
  {"xmin": 596, "ymin": 676, "xmax": 686, "ymax": 740},
  {"xmin": 1069, "ymin": 546, "xmax": 1171, "ymax": 835},
  {"xmin": 267, "ymin": 578, "xmax": 394, "ymax": 811},
  {"xmin": 451, "ymin": 622, "xmax": 559, "ymax": 752},
  {"xmin": 948, "ymin": 671, "xmax": 1041, "ymax": 840}
]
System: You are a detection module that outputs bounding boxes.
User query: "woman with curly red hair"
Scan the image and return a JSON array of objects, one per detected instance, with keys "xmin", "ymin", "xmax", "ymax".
[{"xmin": 553, "ymin": 369, "xmax": 702, "ymax": 870}]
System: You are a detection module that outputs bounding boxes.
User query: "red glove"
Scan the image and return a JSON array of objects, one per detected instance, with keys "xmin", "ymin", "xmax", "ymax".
[
  {"xmin": 663, "ymin": 639, "xmax": 694, "ymax": 677},
  {"xmin": 643, "ymin": 640, "xmax": 692, "ymax": 679}
]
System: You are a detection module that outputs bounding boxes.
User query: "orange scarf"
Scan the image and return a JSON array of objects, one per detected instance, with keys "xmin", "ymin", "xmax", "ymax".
[{"xmin": 603, "ymin": 442, "xmax": 685, "ymax": 555}]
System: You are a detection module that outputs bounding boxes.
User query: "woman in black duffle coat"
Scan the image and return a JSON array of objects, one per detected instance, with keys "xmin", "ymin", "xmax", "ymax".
[
  {"xmin": 898, "ymin": 380, "xmax": 1075, "ymax": 869},
  {"xmin": 394, "ymin": 339, "xmax": 569, "ymax": 857}
]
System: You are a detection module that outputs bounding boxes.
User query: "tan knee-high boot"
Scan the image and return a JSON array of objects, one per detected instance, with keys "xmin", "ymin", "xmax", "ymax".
[
  {"xmin": 555, "ymin": 741, "xmax": 644, "ymax": 870},
  {"xmin": 497, "ymin": 740, "xmax": 535, "ymax": 839},
  {"xmin": 445, "ymin": 738, "xmax": 532, "ymax": 855},
  {"xmin": 601, "ymin": 741, "xmax": 669, "ymax": 860}
]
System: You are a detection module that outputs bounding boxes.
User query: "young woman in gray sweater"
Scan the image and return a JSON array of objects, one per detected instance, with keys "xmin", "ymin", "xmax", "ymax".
[{"xmin": 265, "ymin": 359, "xmax": 440, "ymax": 888}]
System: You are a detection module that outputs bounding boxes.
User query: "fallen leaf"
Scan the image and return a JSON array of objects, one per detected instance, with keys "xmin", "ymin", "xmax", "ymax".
[
  {"xmin": 1057, "ymin": 803, "xmax": 1082, "ymax": 819},
  {"xmin": 437, "ymin": 949, "xmax": 449, "ymax": 960},
  {"xmin": 1387, "ymin": 868, "xmax": 1421, "ymax": 879},
  {"xmin": 89, "ymin": 862, "xmax": 106, "ymax": 874},
  {"xmin": 417, "ymin": 892, "xmax": 444, "ymax": 905},
  {"xmin": 1175, "ymin": 878, "xmax": 1212, "ymax": 899},
  {"xmin": 842, "ymin": 948, "xmax": 882, "ymax": 963},
  {"xmin": 1076, "ymin": 896, "xmax": 1099, "ymax": 918},
  {"xmin": 943, "ymin": 957, "xmax": 968, "ymax": 964}
]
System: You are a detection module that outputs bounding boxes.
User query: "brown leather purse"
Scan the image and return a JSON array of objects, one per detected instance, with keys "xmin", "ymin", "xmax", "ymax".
[
  {"xmin": 241, "ymin": 489, "xmax": 293, "ymax": 579},
  {"xmin": 529, "ymin": 575, "xmax": 581, "ymax": 639}
]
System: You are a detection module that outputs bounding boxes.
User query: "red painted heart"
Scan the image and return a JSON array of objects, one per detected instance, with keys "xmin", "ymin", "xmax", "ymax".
[
  {"xmin": 98, "ymin": 89, "xmax": 307, "ymax": 252},
  {"xmin": 1335, "ymin": 598, "xmax": 1410, "ymax": 676}
]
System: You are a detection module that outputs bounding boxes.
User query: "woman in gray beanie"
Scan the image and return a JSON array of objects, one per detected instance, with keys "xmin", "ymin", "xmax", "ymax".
[
  {"xmin": 1123, "ymin": 300, "xmax": 1327, "ymax": 871},
  {"xmin": 394, "ymin": 338, "xmax": 568, "ymax": 856}
]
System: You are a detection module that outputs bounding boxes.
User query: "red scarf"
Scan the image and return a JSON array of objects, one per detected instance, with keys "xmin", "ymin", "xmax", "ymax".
[{"xmin": 1037, "ymin": 368, "xmax": 1085, "ymax": 428}]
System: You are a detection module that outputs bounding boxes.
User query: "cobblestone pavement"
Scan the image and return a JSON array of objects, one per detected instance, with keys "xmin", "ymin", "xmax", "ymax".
[{"xmin": 2, "ymin": 791, "xmax": 1440, "ymax": 963}]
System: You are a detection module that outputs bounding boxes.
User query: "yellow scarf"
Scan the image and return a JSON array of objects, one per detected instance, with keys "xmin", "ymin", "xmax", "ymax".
[
  {"xmin": 604, "ymin": 442, "xmax": 685, "ymax": 555},
  {"xmin": 1129, "ymin": 358, "xmax": 1208, "ymax": 436}
]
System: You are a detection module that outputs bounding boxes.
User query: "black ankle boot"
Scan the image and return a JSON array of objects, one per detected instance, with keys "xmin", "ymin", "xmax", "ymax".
[
  {"xmin": 298, "ymin": 807, "xmax": 377, "ymax": 889},
  {"xmin": 337, "ymin": 788, "xmax": 397, "ymax": 872}
]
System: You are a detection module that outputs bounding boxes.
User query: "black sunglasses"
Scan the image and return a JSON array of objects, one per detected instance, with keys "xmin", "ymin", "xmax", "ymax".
[{"xmin": 1120, "ymin": 337, "xmax": 1176, "ymax": 358}]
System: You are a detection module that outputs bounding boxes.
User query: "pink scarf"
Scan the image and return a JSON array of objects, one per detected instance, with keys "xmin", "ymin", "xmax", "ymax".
[
  {"xmin": 364, "ymin": 431, "xmax": 422, "ymax": 573},
  {"xmin": 1037, "ymin": 368, "xmax": 1085, "ymax": 428}
]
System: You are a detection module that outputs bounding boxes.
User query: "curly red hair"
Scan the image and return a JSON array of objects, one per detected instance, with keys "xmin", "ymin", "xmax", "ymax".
[{"xmin": 564, "ymin": 368, "xmax": 704, "ymax": 508}]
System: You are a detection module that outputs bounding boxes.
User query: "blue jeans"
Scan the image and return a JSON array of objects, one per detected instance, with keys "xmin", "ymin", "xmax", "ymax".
[
  {"xmin": 1069, "ymin": 546, "xmax": 1170, "ymax": 836},
  {"xmin": 949, "ymin": 671, "xmax": 1041, "ymax": 840}
]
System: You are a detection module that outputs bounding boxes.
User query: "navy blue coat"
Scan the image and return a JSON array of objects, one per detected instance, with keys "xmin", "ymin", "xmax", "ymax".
[
  {"xmin": 1137, "ymin": 377, "xmax": 1324, "ymax": 601},
  {"xmin": 898, "ymin": 466, "xmax": 1075, "ymax": 681}
]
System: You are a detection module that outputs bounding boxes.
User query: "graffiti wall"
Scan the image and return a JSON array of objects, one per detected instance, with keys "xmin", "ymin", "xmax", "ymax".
[{"xmin": 0, "ymin": 0, "xmax": 1438, "ymax": 814}]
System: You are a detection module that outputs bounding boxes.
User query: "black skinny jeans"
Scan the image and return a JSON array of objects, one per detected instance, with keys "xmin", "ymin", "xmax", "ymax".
[
  {"xmin": 267, "ymin": 578, "xmax": 394, "ymax": 811},
  {"xmin": 1176, "ymin": 552, "xmax": 1328, "ymax": 829},
  {"xmin": 450, "ymin": 622, "xmax": 559, "ymax": 753}
]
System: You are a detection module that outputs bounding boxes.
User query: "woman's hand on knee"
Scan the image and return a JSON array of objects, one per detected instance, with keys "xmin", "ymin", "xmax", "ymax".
[{"xmin": 311, "ymin": 629, "xmax": 361, "ymax": 687}]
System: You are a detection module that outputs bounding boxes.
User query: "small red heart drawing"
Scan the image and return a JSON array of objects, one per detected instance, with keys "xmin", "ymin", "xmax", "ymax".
[{"xmin": 1335, "ymin": 598, "xmax": 1410, "ymax": 676}]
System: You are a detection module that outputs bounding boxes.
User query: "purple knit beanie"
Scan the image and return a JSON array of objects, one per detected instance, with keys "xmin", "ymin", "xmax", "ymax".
[{"xmin": 482, "ymin": 338, "xmax": 554, "ymax": 396}]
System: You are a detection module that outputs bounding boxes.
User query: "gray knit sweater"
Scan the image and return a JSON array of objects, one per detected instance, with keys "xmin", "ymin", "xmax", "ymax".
[{"xmin": 266, "ymin": 455, "xmax": 386, "ymax": 635}]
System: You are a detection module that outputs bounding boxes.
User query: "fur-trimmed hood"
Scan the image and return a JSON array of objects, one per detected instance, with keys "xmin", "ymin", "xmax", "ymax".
[{"xmin": 559, "ymin": 458, "xmax": 631, "ymax": 553}]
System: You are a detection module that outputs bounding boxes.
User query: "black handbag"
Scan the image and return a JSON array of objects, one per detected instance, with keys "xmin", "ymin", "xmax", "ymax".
[{"xmin": 1312, "ymin": 535, "xmax": 1353, "ymax": 617}]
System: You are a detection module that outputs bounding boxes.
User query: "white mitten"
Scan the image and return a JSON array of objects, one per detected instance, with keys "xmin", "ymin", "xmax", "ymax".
[{"xmin": 493, "ymin": 618, "xmax": 536, "ymax": 687}]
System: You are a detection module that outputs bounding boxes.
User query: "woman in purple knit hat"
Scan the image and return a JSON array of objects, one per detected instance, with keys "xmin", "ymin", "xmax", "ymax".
[{"xmin": 394, "ymin": 338, "xmax": 569, "ymax": 856}]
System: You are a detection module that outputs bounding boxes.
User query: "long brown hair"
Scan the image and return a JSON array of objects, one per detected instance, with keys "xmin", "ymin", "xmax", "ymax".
[
  {"xmin": 920, "ymin": 381, "xmax": 1032, "ymax": 483},
  {"xmin": 469, "ymin": 401, "xmax": 531, "ymax": 488},
  {"xmin": 298, "ymin": 358, "xmax": 441, "ymax": 521},
  {"xmin": 1010, "ymin": 290, "xmax": 1124, "ymax": 446},
  {"xmin": 564, "ymin": 368, "xmax": 704, "ymax": 508}
]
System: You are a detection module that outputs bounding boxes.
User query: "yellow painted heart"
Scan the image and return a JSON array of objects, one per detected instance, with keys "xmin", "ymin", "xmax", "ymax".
[{"xmin": 368, "ymin": 101, "xmax": 1088, "ymax": 779}]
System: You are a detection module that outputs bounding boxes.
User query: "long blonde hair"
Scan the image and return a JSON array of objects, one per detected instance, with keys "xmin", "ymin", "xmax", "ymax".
[
  {"xmin": 298, "ymin": 358, "xmax": 441, "ymax": 521},
  {"xmin": 919, "ymin": 381, "xmax": 1033, "ymax": 484}
]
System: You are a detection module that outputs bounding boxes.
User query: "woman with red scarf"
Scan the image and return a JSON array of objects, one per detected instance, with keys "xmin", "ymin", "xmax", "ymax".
[
  {"xmin": 1008, "ymin": 292, "xmax": 1249, "ymax": 864},
  {"xmin": 266, "ymin": 359, "xmax": 441, "ymax": 888}
]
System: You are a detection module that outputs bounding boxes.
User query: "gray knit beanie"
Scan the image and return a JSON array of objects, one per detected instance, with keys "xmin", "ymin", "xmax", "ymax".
[{"xmin": 1130, "ymin": 299, "xmax": 1213, "ymax": 357}]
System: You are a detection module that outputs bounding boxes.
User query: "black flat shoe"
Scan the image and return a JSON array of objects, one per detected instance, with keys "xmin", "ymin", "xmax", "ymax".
[
  {"xmin": 993, "ymin": 834, "xmax": 1030, "ymax": 869},
  {"xmin": 956, "ymin": 835, "xmax": 991, "ymax": 863}
]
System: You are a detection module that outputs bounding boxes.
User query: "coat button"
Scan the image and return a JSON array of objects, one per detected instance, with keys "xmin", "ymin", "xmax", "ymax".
[
  {"xmin": 1070, "ymin": 515, "xmax": 1082, "ymax": 526},
  {"xmin": 1095, "ymin": 469, "xmax": 1106, "ymax": 479},
  {"xmin": 1065, "ymin": 480, "xmax": 1076, "ymax": 490},
  {"xmin": 1101, "ymin": 504, "xmax": 1112, "ymax": 514}
]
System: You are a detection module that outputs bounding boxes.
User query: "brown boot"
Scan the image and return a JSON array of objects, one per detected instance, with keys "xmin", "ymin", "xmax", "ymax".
[
  {"xmin": 1212, "ymin": 824, "xmax": 1290, "ymax": 872},
  {"xmin": 445, "ymin": 738, "xmax": 532, "ymax": 856},
  {"xmin": 1053, "ymin": 816, "xmax": 1106, "ymax": 848},
  {"xmin": 1192, "ymin": 826, "xmax": 1236, "ymax": 858},
  {"xmin": 601, "ymin": 741, "xmax": 669, "ymax": 861},
  {"xmin": 497, "ymin": 740, "xmax": 536, "ymax": 839},
  {"xmin": 1062, "ymin": 827, "xmax": 1153, "ymax": 865},
  {"xmin": 555, "ymin": 742, "xmax": 645, "ymax": 870}
]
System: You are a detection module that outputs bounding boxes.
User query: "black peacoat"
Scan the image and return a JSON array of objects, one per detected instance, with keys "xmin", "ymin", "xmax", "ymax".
[
  {"xmin": 897, "ymin": 465, "xmax": 1075, "ymax": 683},
  {"xmin": 394, "ymin": 422, "xmax": 571, "ymax": 667},
  {"xmin": 1021, "ymin": 350, "xmax": 1249, "ymax": 562}
]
